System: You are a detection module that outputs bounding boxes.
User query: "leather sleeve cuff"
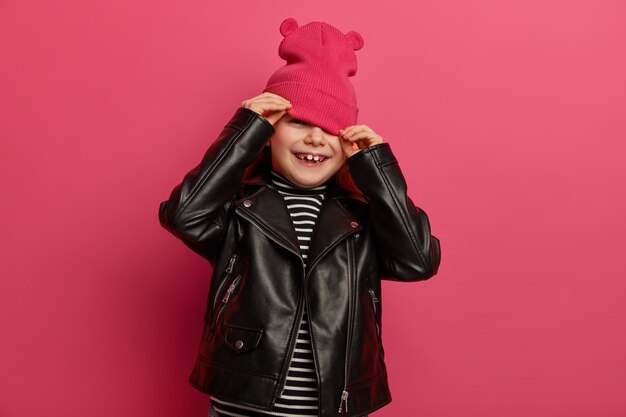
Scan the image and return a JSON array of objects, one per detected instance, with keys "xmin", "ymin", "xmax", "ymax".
[
  {"xmin": 346, "ymin": 143, "xmax": 398, "ymax": 192},
  {"xmin": 347, "ymin": 142, "xmax": 396, "ymax": 164},
  {"xmin": 231, "ymin": 107, "xmax": 275, "ymax": 136}
]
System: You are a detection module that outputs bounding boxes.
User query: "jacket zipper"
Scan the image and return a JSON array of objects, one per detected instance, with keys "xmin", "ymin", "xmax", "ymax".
[
  {"xmin": 213, "ymin": 273, "xmax": 242, "ymax": 329},
  {"xmin": 368, "ymin": 288, "xmax": 380, "ymax": 338},
  {"xmin": 339, "ymin": 239, "xmax": 356, "ymax": 414},
  {"xmin": 213, "ymin": 254, "xmax": 238, "ymax": 310}
]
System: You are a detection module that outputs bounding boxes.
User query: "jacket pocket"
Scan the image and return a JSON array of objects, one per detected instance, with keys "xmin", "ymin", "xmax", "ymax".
[{"xmin": 223, "ymin": 323, "xmax": 263, "ymax": 353}]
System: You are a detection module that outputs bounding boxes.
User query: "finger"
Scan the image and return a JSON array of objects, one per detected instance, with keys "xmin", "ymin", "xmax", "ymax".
[
  {"xmin": 342, "ymin": 135, "xmax": 363, "ymax": 150},
  {"xmin": 257, "ymin": 95, "xmax": 292, "ymax": 111},
  {"xmin": 243, "ymin": 94, "xmax": 292, "ymax": 109},
  {"xmin": 259, "ymin": 95, "xmax": 292, "ymax": 105},
  {"xmin": 339, "ymin": 126, "xmax": 359, "ymax": 136},
  {"xmin": 243, "ymin": 97, "xmax": 292, "ymax": 111},
  {"xmin": 340, "ymin": 126, "xmax": 373, "ymax": 139},
  {"xmin": 343, "ymin": 125, "xmax": 370, "ymax": 132},
  {"xmin": 264, "ymin": 110, "xmax": 288, "ymax": 125},
  {"xmin": 340, "ymin": 137, "xmax": 358, "ymax": 157},
  {"xmin": 246, "ymin": 92, "xmax": 290, "ymax": 104},
  {"xmin": 244, "ymin": 101, "xmax": 292, "ymax": 118},
  {"xmin": 342, "ymin": 131, "xmax": 376, "ymax": 143},
  {"xmin": 354, "ymin": 138, "xmax": 371, "ymax": 149},
  {"xmin": 260, "ymin": 92, "xmax": 291, "ymax": 102},
  {"xmin": 258, "ymin": 102, "xmax": 292, "ymax": 114}
]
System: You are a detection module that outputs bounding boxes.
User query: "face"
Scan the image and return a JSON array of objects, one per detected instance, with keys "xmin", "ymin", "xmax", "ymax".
[{"xmin": 270, "ymin": 113, "xmax": 346, "ymax": 188}]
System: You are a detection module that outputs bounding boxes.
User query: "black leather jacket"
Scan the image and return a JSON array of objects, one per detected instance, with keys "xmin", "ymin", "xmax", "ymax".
[{"xmin": 158, "ymin": 107, "xmax": 441, "ymax": 417}]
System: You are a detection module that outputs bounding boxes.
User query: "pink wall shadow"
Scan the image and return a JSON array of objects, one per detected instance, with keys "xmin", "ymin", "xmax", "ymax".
[{"xmin": 1, "ymin": 0, "xmax": 625, "ymax": 416}]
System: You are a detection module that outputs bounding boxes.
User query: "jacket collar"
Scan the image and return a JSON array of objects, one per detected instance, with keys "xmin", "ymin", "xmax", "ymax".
[{"xmin": 237, "ymin": 170, "xmax": 364, "ymax": 267}]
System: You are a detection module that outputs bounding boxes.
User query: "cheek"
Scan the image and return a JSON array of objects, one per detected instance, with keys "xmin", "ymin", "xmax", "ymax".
[
  {"xmin": 271, "ymin": 147, "xmax": 294, "ymax": 170},
  {"xmin": 330, "ymin": 149, "xmax": 346, "ymax": 170},
  {"xmin": 330, "ymin": 157, "xmax": 347, "ymax": 176},
  {"xmin": 328, "ymin": 137, "xmax": 345, "ymax": 153}
]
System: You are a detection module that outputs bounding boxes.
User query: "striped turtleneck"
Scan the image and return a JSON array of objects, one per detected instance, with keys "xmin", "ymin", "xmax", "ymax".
[
  {"xmin": 270, "ymin": 170, "xmax": 327, "ymax": 268},
  {"xmin": 209, "ymin": 170, "xmax": 326, "ymax": 417}
]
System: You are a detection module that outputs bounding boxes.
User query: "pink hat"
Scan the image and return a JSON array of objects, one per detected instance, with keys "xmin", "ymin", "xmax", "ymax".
[{"xmin": 263, "ymin": 18, "xmax": 365, "ymax": 136}]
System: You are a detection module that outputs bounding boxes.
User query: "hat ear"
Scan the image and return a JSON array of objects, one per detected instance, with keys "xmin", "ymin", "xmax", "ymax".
[
  {"xmin": 279, "ymin": 17, "xmax": 299, "ymax": 37},
  {"xmin": 346, "ymin": 31, "xmax": 364, "ymax": 51}
]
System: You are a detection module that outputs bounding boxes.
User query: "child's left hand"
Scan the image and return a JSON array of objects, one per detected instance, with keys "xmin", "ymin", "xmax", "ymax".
[{"xmin": 338, "ymin": 125, "xmax": 384, "ymax": 158}]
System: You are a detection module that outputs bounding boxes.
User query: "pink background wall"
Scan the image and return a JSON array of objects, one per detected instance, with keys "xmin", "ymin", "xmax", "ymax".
[{"xmin": 1, "ymin": 0, "xmax": 625, "ymax": 416}]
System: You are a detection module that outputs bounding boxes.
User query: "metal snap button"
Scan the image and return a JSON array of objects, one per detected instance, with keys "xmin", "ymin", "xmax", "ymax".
[
  {"xmin": 350, "ymin": 221, "xmax": 359, "ymax": 228},
  {"xmin": 235, "ymin": 340, "xmax": 244, "ymax": 350},
  {"xmin": 242, "ymin": 200, "xmax": 252, "ymax": 208}
]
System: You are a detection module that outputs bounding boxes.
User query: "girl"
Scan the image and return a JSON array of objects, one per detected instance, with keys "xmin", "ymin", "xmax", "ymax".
[{"xmin": 159, "ymin": 18, "xmax": 441, "ymax": 417}]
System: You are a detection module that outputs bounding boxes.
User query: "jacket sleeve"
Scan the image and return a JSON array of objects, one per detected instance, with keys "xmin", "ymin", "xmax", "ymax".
[
  {"xmin": 158, "ymin": 107, "xmax": 275, "ymax": 263},
  {"xmin": 346, "ymin": 143, "xmax": 441, "ymax": 281}
]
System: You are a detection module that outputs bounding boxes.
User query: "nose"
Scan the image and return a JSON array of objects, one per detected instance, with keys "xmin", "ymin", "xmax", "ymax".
[{"xmin": 303, "ymin": 126, "xmax": 327, "ymax": 146}]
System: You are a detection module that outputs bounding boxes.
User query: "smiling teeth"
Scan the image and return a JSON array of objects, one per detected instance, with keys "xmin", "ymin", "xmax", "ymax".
[{"xmin": 296, "ymin": 153, "xmax": 326, "ymax": 163}]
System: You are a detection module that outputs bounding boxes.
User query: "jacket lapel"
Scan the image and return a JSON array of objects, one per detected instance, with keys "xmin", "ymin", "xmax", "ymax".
[
  {"xmin": 307, "ymin": 189, "xmax": 363, "ymax": 270},
  {"xmin": 236, "ymin": 176, "xmax": 363, "ymax": 267},
  {"xmin": 234, "ymin": 186, "xmax": 301, "ymax": 258}
]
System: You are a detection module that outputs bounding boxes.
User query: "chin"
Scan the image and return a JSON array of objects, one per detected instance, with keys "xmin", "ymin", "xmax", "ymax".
[{"xmin": 292, "ymin": 173, "xmax": 327, "ymax": 188}]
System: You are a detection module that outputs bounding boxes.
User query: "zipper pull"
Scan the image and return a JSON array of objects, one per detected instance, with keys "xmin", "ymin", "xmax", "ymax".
[
  {"xmin": 368, "ymin": 288, "xmax": 379, "ymax": 303},
  {"xmin": 225, "ymin": 254, "xmax": 237, "ymax": 273},
  {"xmin": 222, "ymin": 281, "xmax": 237, "ymax": 303},
  {"xmin": 338, "ymin": 390, "xmax": 349, "ymax": 413}
]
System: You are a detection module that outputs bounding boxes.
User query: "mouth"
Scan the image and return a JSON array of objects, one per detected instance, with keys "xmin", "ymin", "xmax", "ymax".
[{"xmin": 293, "ymin": 152, "xmax": 329, "ymax": 165}]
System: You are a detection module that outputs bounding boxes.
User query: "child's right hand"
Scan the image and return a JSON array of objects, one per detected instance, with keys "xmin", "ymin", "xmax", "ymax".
[{"xmin": 241, "ymin": 92, "xmax": 292, "ymax": 126}]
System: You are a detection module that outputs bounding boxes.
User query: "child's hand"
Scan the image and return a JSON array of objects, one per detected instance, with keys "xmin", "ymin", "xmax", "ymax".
[
  {"xmin": 241, "ymin": 92, "xmax": 292, "ymax": 126},
  {"xmin": 338, "ymin": 125, "xmax": 384, "ymax": 158}
]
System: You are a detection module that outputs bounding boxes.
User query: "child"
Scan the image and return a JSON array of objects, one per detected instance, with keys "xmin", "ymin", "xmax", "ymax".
[{"xmin": 159, "ymin": 17, "xmax": 441, "ymax": 417}]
